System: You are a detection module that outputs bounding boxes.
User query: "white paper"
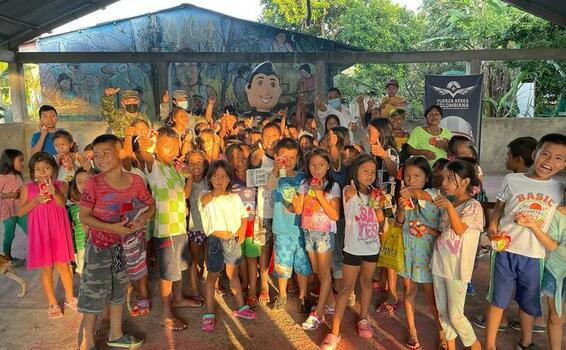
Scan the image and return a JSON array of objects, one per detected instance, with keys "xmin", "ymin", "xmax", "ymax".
[{"xmin": 246, "ymin": 168, "xmax": 273, "ymax": 187}]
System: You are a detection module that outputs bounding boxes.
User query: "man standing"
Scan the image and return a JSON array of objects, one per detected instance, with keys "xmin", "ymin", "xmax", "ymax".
[
  {"xmin": 316, "ymin": 88, "xmax": 358, "ymax": 140},
  {"xmin": 379, "ymin": 79, "xmax": 408, "ymax": 118},
  {"xmin": 101, "ymin": 88, "xmax": 151, "ymax": 138}
]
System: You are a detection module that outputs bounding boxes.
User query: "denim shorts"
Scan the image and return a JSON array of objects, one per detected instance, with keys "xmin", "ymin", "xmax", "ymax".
[
  {"xmin": 304, "ymin": 230, "xmax": 335, "ymax": 253},
  {"xmin": 154, "ymin": 234, "xmax": 191, "ymax": 282},
  {"xmin": 206, "ymin": 235, "xmax": 242, "ymax": 273},
  {"xmin": 541, "ymin": 268, "xmax": 566, "ymax": 301}
]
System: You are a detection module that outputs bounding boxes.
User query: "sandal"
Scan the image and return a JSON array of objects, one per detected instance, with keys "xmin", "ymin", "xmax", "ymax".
[
  {"xmin": 129, "ymin": 299, "xmax": 150, "ymax": 317},
  {"xmin": 48, "ymin": 304, "xmax": 63, "ymax": 319},
  {"xmin": 372, "ymin": 280, "xmax": 387, "ymax": 292},
  {"xmin": 106, "ymin": 333, "xmax": 144, "ymax": 348},
  {"xmin": 258, "ymin": 291, "xmax": 270, "ymax": 304},
  {"xmin": 64, "ymin": 297, "xmax": 78, "ymax": 312},
  {"xmin": 376, "ymin": 301, "xmax": 400, "ymax": 316},
  {"xmin": 161, "ymin": 318, "xmax": 187, "ymax": 331},
  {"xmin": 201, "ymin": 313, "xmax": 215, "ymax": 332},
  {"xmin": 246, "ymin": 296, "xmax": 258, "ymax": 308},
  {"xmin": 406, "ymin": 339, "xmax": 422, "ymax": 350},
  {"xmin": 215, "ymin": 288, "xmax": 226, "ymax": 296}
]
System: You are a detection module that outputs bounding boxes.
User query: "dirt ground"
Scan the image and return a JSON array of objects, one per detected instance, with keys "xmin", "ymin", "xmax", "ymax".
[{"xmin": 0, "ymin": 175, "xmax": 564, "ymax": 350}]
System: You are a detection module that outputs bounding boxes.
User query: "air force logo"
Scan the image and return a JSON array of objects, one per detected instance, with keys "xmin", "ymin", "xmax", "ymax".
[{"xmin": 431, "ymin": 81, "xmax": 478, "ymax": 98}]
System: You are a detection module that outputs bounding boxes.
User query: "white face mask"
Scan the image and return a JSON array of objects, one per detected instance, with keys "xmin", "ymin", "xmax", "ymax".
[{"xmin": 178, "ymin": 101, "xmax": 189, "ymax": 110}]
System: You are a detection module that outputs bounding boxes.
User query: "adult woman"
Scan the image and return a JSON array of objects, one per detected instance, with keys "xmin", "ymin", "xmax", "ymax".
[{"xmin": 407, "ymin": 105, "xmax": 452, "ymax": 166}]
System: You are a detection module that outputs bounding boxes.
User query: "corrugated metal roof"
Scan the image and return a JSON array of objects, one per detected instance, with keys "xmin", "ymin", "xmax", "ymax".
[
  {"xmin": 502, "ymin": 0, "xmax": 566, "ymax": 27},
  {"xmin": 0, "ymin": 0, "xmax": 119, "ymax": 50}
]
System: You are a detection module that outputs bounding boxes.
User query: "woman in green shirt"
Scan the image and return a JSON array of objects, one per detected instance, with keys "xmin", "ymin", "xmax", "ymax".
[{"xmin": 407, "ymin": 105, "xmax": 452, "ymax": 167}]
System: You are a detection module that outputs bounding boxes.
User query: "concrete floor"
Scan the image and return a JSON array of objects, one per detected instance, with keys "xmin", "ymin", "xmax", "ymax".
[{"xmin": 1, "ymin": 175, "xmax": 564, "ymax": 350}]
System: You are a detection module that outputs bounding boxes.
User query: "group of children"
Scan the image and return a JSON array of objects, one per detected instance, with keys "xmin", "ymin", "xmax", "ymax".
[{"xmin": 0, "ymin": 97, "xmax": 564, "ymax": 350}]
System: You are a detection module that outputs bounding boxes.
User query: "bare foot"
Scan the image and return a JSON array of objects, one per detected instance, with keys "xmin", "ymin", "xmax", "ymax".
[
  {"xmin": 171, "ymin": 297, "xmax": 202, "ymax": 308},
  {"xmin": 161, "ymin": 317, "xmax": 187, "ymax": 331},
  {"xmin": 95, "ymin": 318, "xmax": 110, "ymax": 336}
]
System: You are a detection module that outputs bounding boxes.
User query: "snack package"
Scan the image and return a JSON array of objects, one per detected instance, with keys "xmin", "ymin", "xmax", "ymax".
[
  {"xmin": 173, "ymin": 158, "xmax": 191, "ymax": 178},
  {"xmin": 409, "ymin": 219, "xmax": 426, "ymax": 237},
  {"xmin": 277, "ymin": 155, "xmax": 287, "ymax": 178},
  {"xmin": 120, "ymin": 201, "xmax": 149, "ymax": 229},
  {"xmin": 429, "ymin": 136, "xmax": 442, "ymax": 147},
  {"xmin": 490, "ymin": 232, "xmax": 512, "ymax": 252},
  {"xmin": 368, "ymin": 187, "xmax": 385, "ymax": 209},
  {"xmin": 308, "ymin": 176, "xmax": 322, "ymax": 197},
  {"xmin": 404, "ymin": 198, "xmax": 415, "ymax": 210},
  {"xmin": 39, "ymin": 180, "xmax": 53, "ymax": 202}
]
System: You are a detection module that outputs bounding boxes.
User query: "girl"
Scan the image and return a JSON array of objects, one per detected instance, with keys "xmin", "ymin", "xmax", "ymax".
[
  {"xmin": 396, "ymin": 156, "xmax": 444, "ymax": 349},
  {"xmin": 186, "ymin": 149, "xmax": 209, "ymax": 301},
  {"xmin": 199, "ymin": 160, "xmax": 256, "ymax": 332},
  {"xmin": 431, "ymin": 159, "xmax": 483, "ymax": 350},
  {"xmin": 226, "ymin": 143, "xmax": 260, "ymax": 306},
  {"xmin": 68, "ymin": 168, "xmax": 89, "ymax": 275},
  {"xmin": 324, "ymin": 114, "xmax": 340, "ymax": 136},
  {"xmin": 321, "ymin": 154, "xmax": 384, "ymax": 349},
  {"xmin": 53, "ymin": 130, "xmax": 79, "ymax": 183},
  {"xmin": 0, "ymin": 149, "xmax": 27, "ymax": 264},
  {"xmin": 17, "ymin": 152, "xmax": 75, "ymax": 319},
  {"xmin": 292, "ymin": 148, "xmax": 341, "ymax": 330}
]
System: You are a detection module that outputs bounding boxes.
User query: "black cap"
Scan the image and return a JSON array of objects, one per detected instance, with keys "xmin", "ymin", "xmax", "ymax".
[{"xmin": 248, "ymin": 61, "xmax": 279, "ymax": 84}]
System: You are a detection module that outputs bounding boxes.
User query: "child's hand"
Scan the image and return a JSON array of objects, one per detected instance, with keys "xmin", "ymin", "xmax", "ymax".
[
  {"xmin": 137, "ymin": 135, "xmax": 153, "ymax": 151},
  {"xmin": 328, "ymin": 130, "xmax": 338, "ymax": 147},
  {"xmin": 124, "ymin": 127, "xmax": 135, "ymax": 138},
  {"xmin": 399, "ymin": 181, "xmax": 412, "ymax": 202},
  {"xmin": 515, "ymin": 212, "xmax": 536, "ymax": 229},
  {"xmin": 39, "ymin": 122, "xmax": 48, "ymax": 134},
  {"xmin": 433, "ymin": 194, "xmax": 452, "ymax": 210},
  {"xmin": 38, "ymin": 193, "xmax": 51, "ymax": 204},
  {"xmin": 370, "ymin": 140, "xmax": 387, "ymax": 158},
  {"xmin": 104, "ymin": 87, "xmax": 120, "ymax": 97},
  {"xmin": 112, "ymin": 218, "xmax": 137, "ymax": 235},
  {"xmin": 343, "ymin": 180, "xmax": 357, "ymax": 199},
  {"xmin": 208, "ymin": 95, "xmax": 216, "ymax": 105}
]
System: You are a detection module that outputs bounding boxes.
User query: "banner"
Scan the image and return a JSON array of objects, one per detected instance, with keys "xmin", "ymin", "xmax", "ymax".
[{"xmin": 425, "ymin": 74, "xmax": 484, "ymax": 147}]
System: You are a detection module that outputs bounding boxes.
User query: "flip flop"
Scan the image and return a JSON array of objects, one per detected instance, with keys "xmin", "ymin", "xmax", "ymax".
[
  {"xmin": 161, "ymin": 318, "xmax": 187, "ymax": 331},
  {"xmin": 258, "ymin": 291, "xmax": 270, "ymax": 304},
  {"xmin": 376, "ymin": 301, "xmax": 400, "ymax": 316},
  {"xmin": 406, "ymin": 339, "xmax": 422, "ymax": 350},
  {"xmin": 48, "ymin": 304, "xmax": 63, "ymax": 319}
]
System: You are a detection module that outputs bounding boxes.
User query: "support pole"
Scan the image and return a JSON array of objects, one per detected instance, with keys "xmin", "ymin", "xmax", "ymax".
[
  {"xmin": 314, "ymin": 59, "xmax": 326, "ymax": 127},
  {"xmin": 7, "ymin": 61, "xmax": 27, "ymax": 122},
  {"xmin": 466, "ymin": 59, "xmax": 482, "ymax": 75},
  {"xmin": 154, "ymin": 61, "xmax": 169, "ymax": 121}
]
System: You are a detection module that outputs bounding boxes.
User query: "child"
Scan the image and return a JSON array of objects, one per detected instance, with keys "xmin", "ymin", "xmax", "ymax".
[
  {"xmin": 505, "ymin": 136, "xmax": 538, "ymax": 173},
  {"xmin": 68, "ymin": 168, "xmax": 89, "ymax": 275},
  {"xmin": 199, "ymin": 160, "xmax": 256, "ymax": 331},
  {"xmin": 389, "ymin": 108, "xmax": 410, "ymax": 152},
  {"xmin": 226, "ymin": 144, "xmax": 260, "ymax": 306},
  {"xmin": 515, "ymin": 196, "xmax": 565, "ymax": 350},
  {"xmin": 486, "ymin": 133, "xmax": 565, "ymax": 350},
  {"xmin": 186, "ymin": 149, "xmax": 209, "ymax": 301},
  {"xmin": 396, "ymin": 156, "xmax": 444, "ymax": 349},
  {"xmin": 266, "ymin": 137, "xmax": 312, "ymax": 310},
  {"xmin": 30, "ymin": 105, "xmax": 61, "ymax": 156},
  {"xmin": 321, "ymin": 154, "xmax": 384, "ymax": 349},
  {"xmin": 53, "ymin": 130, "xmax": 80, "ymax": 183},
  {"xmin": 77, "ymin": 134, "xmax": 155, "ymax": 350},
  {"xmin": 16, "ymin": 152, "xmax": 75, "ymax": 319},
  {"xmin": 137, "ymin": 127, "xmax": 201, "ymax": 331},
  {"xmin": 432, "ymin": 158, "xmax": 449, "ymax": 189},
  {"xmin": 0, "ymin": 149, "xmax": 27, "ymax": 265},
  {"xmin": 293, "ymin": 148, "xmax": 341, "ymax": 330},
  {"xmin": 431, "ymin": 159, "xmax": 484, "ymax": 350}
]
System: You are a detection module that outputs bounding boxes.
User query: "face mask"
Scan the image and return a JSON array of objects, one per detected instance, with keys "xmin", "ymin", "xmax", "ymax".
[
  {"xmin": 328, "ymin": 98, "xmax": 341, "ymax": 109},
  {"xmin": 125, "ymin": 104, "xmax": 139, "ymax": 113},
  {"xmin": 178, "ymin": 101, "xmax": 189, "ymax": 110}
]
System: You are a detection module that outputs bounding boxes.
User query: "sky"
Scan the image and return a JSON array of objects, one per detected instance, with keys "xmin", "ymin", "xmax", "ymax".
[{"xmin": 47, "ymin": 0, "xmax": 422, "ymax": 36}]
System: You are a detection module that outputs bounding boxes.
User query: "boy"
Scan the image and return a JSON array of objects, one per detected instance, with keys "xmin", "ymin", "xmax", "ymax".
[
  {"xmin": 31, "ymin": 105, "xmax": 63, "ymax": 156},
  {"xmin": 250, "ymin": 122, "xmax": 281, "ymax": 304},
  {"xmin": 486, "ymin": 133, "xmax": 566, "ymax": 350},
  {"xmin": 266, "ymin": 137, "xmax": 312, "ymax": 310},
  {"xmin": 137, "ymin": 126, "xmax": 201, "ymax": 330},
  {"xmin": 505, "ymin": 136, "xmax": 538, "ymax": 173},
  {"xmin": 78, "ymin": 134, "xmax": 155, "ymax": 350}
]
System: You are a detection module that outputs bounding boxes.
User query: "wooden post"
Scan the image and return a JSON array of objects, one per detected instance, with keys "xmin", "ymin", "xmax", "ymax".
[
  {"xmin": 154, "ymin": 61, "xmax": 169, "ymax": 121},
  {"xmin": 314, "ymin": 59, "xmax": 326, "ymax": 128},
  {"xmin": 7, "ymin": 61, "xmax": 27, "ymax": 122},
  {"xmin": 466, "ymin": 59, "xmax": 482, "ymax": 75}
]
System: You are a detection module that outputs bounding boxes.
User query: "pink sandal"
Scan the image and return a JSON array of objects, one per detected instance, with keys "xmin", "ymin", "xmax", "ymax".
[
  {"xmin": 376, "ymin": 301, "xmax": 400, "ymax": 316},
  {"xmin": 130, "ymin": 298, "xmax": 151, "ymax": 317},
  {"xmin": 201, "ymin": 314, "xmax": 215, "ymax": 332}
]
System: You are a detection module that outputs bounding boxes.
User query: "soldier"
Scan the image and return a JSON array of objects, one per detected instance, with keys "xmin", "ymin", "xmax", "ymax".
[
  {"xmin": 160, "ymin": 90, "xmax": 189, "ymax": 121},
  {"xmin": 101, "ymin": 88, "xmax": 151, "ymax": 137}
]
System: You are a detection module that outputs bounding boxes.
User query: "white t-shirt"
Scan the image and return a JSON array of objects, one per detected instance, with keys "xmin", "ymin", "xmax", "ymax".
[
  {"xmin": 431, "ymin": 199, "xmax": 484, "ymax": 282},
  {"xmin": 198, "ymin": 192, "xmax": 248, "ymax": 237},
  {"xmin": 343, "ymin": 191, "xmax": 381, "ymax": 256},
  {"xmin": 188, "ymin": 180, "xmax": 207, "ymax": 231},
  {"xmin": 256, "ymin": 155, "xmax": 275, "ymax": 219},
  {"xmin": 496, "ymin": 173, "xmax": 564, "ymax": 258},
  {"xmin": 297, "ymin": 180, "xmax": 341, "ymax": 233}
]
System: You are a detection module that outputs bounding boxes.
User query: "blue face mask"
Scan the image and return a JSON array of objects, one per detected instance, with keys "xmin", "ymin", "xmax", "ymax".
[{"xmin": 328, "ymin": 98, "xmax": 341, "ymax": 109}]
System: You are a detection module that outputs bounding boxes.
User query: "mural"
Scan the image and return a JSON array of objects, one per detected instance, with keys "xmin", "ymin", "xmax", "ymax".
[{"xmin": 24, "ymin": 5, "xmax": 357, "ymax": 120}]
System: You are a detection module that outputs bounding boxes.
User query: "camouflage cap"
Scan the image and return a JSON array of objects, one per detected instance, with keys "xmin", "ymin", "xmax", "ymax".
[
  {"xmin": 122, "ymin": 90, "xmax": 139, "ymax": 100},
  {"xmin": 172, "ymin": 90, "xmax": 187, "ymax": 100}
]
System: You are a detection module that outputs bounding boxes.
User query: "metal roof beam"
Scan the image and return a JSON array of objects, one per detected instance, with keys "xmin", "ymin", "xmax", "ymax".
[{"xmin": 0, "ymin": 48, "xmax": 15, "ymax": 62}]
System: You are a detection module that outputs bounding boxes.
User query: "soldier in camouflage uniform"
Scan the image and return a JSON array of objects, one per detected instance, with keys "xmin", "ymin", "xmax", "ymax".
[{"xmin": 101, "ymin": 88, "xmax": 151, "ymax": 137}]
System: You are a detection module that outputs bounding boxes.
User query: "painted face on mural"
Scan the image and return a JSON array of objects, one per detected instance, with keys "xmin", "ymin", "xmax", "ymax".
[{"xmin": 246, "ymin": 73, "xmax": 281, "ymax": 112}]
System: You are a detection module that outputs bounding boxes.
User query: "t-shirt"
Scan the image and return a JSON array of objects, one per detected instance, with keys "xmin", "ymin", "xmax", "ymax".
[
  {"xmin": 256, "ymin": 155, "xmax": 274, "ymax": 219},
  {"xmin": 0, "ymin": 173, "xmax": 23, "ymax": 220},
  {"xmin": 431, "ymin": 199, "xmax": 483, "ymax": 282},
  {"xmin": 298, "ymin": 180, "xmax": 340, "ymax": 233},
  {"xmin": 188, "ymin": 179, "xmax": 207, "ymax": 232},
  {"xmin": 331, "ymin": 164, "xmax": 348, "ymax": 189},
  {"xmin": 407, "ymin": 126, "xmax": 453, "ymax": 167},
  {"xmin": 199, "ymin": 192, "xmax": 248, "ymax": 237},
  {"xmin": 343, "ymin": 192, "xmax": 381, "ymax": 256},
  {"xmin": 318, "ymin": 104, "xmax": 355, "ymax": 139},
  {"xmin": 31, "ymin": 131, "xmax": 58, "ymax": 156},
  {"xmin": 496, "ymin": 173, "xmax": 564, "ymax": 259},
  {"xmin": 546, "ymin": 210, "xmax": 566, "ymax": 272},
  {"xmin": 148, "ymin": 160, "xmax": 187, "ymax": 238},
  {"xmin": 233, "ymin": 179, "xmax": 257, "ymax": 222},
  {"xmin": 68, "ymin": 203, "xmax": 87, "ymax": 253},
  {"xmin": 273, "ymin": 171, "xmax": 305, "ymax": 235},
  {"xmin": 80, "ymin": 173, "xmax": 154, "ymax": 248}
]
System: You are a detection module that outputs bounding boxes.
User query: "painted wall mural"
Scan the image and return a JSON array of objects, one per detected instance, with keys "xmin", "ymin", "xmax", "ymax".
[{"xmin": 23, "ymin": 5, "xmax": 357, "ymax": 120}]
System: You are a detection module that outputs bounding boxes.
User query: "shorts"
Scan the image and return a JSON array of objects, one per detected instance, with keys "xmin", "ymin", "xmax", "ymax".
[
  {"xmin": 77, "ymin": 241, "xmax": 129, "ymax": 314},
  {"xmin": 188, "ymin": 230, "xmax": 206, "ymax": 245},
  {"xmin": 74, "ymin": 250, "xmax": 85, "ymax": 275},
  {"xmin": 253, "ymin": 218, "xmax": 274, "ymax": 246},
  {"xmin": 145, "ymin": 219, "xmax": 155, "ymax": 242},
  {"xmin": 304, "ymin": 230, "xmax": 335, "ymax": 253},
  {"xmin": 206, "ymin": 235, "xmax": 242, "ymax": 273},
  {"xmin": 241, "ymin": 237, "xmax": 261, "ymax": 258},
  {"xmin": 541, "ymin": 268, "xmax": 566, "ymax": 301},
  {"xmin": 122, "ymin": 231, "xmax": 147, "ymax": 281},
  {"xmin": 331, "ymin": 219, "xmax": 345, "ymax": 279},
  {"xmin": 273, "ymin": 233, "xmax": 312, "ymax": 279},
  {"xmin": 153, "ymin": 234, "xmax": 191, "ymax": 282},
  {"xmin": 487, "ymin": 251, "xmax": 543, "ymax": 317},
  {"xmin": 343, "ymin": 251, "xmax": 379, "ymax": 266}
]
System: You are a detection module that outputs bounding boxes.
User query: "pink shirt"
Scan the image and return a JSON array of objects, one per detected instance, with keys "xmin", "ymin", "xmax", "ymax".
[
  {"xmin": 0, "ymin": 173, "xmax": 23, "ymax": 220},
  {"xmin": 80, "ymin": 172, "xmax": 154, "ymax": 248}
]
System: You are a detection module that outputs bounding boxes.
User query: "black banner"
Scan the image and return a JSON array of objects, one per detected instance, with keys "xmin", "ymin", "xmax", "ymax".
[{"xmin": 425, "ymin": 74, "xmax": 484, "ymax": 147}]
